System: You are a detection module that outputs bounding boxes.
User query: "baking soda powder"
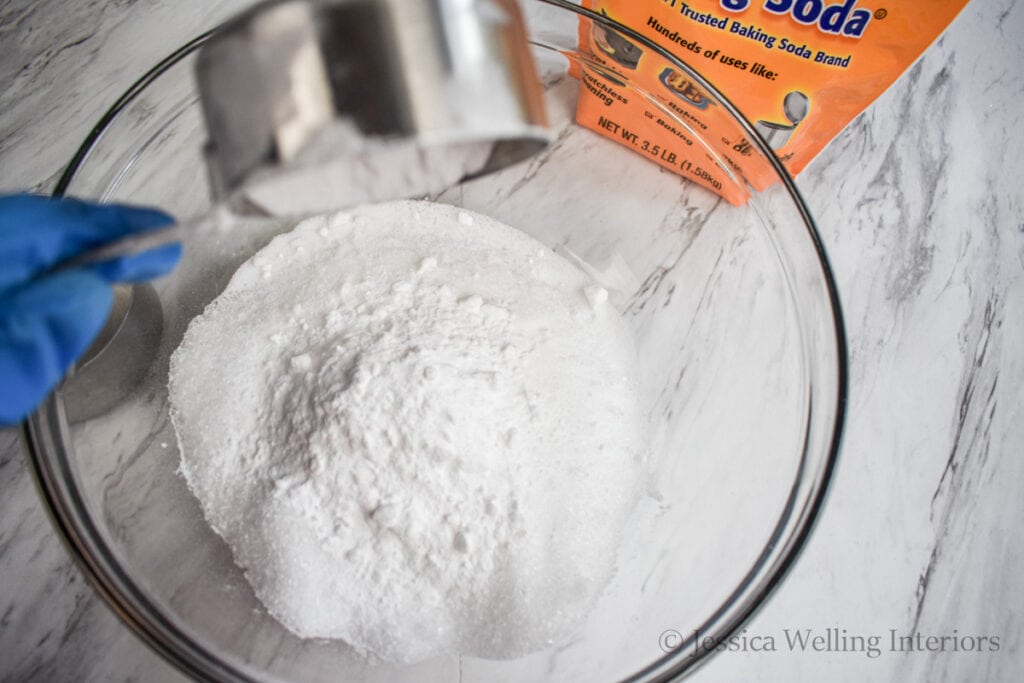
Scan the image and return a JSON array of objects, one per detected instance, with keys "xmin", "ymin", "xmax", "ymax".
[{"xmin": 169, "ymin": 200, "xmax": 645, "ymax": 663}]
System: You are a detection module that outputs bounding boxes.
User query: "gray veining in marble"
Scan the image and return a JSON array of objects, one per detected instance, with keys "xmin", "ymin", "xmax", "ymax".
[{"xmin": 1, "ymin": 0, "xmax": 1023, "ymax": 681}]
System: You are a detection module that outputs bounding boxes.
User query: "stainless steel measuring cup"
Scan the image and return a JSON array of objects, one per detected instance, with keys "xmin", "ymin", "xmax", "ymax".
[{"xmin": 198, "ymin": 0, "xmax": 551, "ymax": 215}]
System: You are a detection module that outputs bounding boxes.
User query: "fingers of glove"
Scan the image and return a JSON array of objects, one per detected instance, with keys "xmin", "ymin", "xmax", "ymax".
[
  {"xmin": 0, "ymin": 269, "xmax": 113, "ymax": 425},
  {"xmin": 0, "ymin": 194, "xmax": 175, "ymax": 290},
  {"xmin": 90, "ymin": 242, "xmax": 183, "ymax": 283}
]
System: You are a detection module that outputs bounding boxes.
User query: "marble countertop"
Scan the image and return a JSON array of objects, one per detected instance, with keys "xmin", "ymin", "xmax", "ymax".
[{"xmin": 1, "ymin": 0, "xmax": 1022, "ymax": 681}]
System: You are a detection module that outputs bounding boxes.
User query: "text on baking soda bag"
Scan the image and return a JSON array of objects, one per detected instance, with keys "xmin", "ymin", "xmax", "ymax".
[{"xmin": 574, "ymin": 0, "xmax": 969, "ymax": 204}]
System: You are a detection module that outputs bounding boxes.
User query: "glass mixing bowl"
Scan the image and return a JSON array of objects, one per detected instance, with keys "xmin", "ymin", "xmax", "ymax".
[{"xmin": 24, "ymin": 1, "xmax": 847, "ymax": 680}]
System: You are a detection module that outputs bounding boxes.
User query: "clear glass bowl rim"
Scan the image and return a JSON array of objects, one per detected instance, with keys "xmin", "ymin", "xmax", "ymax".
[{"xmin": 22, "ymin": 1, "xmax": 850, "ymax": 681}]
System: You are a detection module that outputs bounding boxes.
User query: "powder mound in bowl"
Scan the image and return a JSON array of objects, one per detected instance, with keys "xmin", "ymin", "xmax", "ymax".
[{"xmin": 169, "ymin": 200, "xmax": 645, "ymax": 664}]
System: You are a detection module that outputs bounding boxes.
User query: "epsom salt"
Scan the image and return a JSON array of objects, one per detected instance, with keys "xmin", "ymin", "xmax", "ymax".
[{"xmin": 168, "ymin": 200, "xmax": 645, "ymax": 663}]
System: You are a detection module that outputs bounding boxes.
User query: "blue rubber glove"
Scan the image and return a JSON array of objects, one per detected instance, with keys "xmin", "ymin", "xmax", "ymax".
[{"xmin": 0, "ymin": 194, "xmax": 182, "ymax": 425}]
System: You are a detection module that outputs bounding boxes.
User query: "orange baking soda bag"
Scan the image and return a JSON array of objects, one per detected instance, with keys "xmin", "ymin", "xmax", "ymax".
[{"xmin": 575, "ymin": 0, "xmax": 969, "ymax": 204}]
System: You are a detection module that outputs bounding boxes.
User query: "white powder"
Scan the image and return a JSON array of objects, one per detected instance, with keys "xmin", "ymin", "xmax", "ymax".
[
  {"xmin": 169, "ymin": 200, "xmax": 645, "ymax": 663},
  {"xmin": 240, "ymin": 120, "xmax": 495, "ymax": 217}
]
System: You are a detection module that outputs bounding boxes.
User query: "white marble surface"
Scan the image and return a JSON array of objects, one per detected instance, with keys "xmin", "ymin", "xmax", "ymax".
[{"xmin": 1, "ymin": 0, "xmax": 1022, "ymax": 681}]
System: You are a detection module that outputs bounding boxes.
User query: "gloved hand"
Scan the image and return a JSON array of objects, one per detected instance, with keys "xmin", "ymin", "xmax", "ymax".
[{"xmin": 0, "ymin": 194, "xmax": 181, "ymax": 425}]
